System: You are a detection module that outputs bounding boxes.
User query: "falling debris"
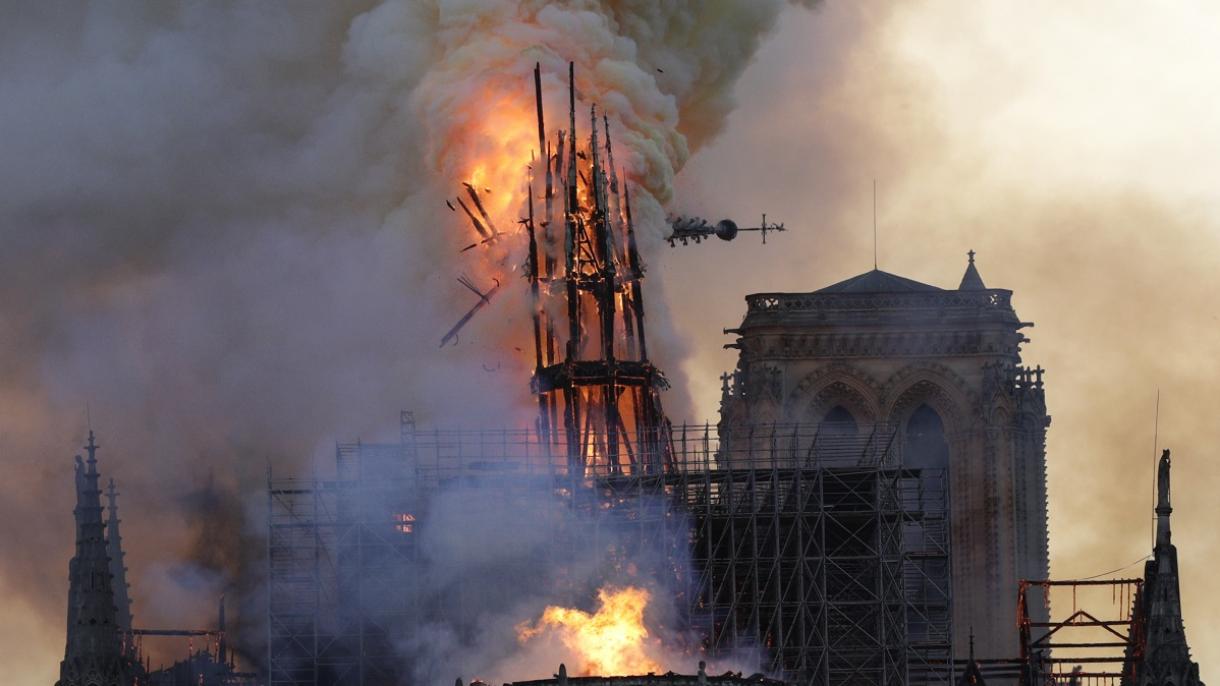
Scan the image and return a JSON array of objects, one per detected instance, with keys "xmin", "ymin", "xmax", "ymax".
[
  {"xmin": 439, "ymin": 275, "xmax": 502, "ymax": 347},
  {"xmin": 453, "ymin": 183, "xmax": 507, "ymax": 253}
]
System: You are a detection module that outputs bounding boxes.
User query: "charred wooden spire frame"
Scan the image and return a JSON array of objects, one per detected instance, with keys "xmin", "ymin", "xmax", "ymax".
[{"xmin": 526, "ymin": 62, "xmax": 671, "ymax": 477}]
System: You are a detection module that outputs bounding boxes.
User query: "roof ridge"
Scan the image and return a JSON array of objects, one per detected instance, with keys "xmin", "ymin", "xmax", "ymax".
[{"xmin": 814, "ymin": 269, "xmax": 943, "ymax": 294}]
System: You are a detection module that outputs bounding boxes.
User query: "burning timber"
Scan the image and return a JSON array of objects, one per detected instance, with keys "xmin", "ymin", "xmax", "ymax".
[
  {"xmin": 490, "ymin": 662, "xmax": 787, "ymax": 686},
  {"xmin": 520, "ymin": 62, "xmax": 672, "ymax": 479},
  {"xmin": 443, "ymin": 62, "xmax": 786, "ymax": 478},
  {"xmin": 504, "ymin": 675, "xmax": 784, "ymax": 686}
]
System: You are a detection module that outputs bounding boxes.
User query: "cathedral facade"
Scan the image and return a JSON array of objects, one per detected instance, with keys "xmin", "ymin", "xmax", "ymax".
[{"xmin": 718, "ymin": 254, "xmax": 1051, "ymax": 659}]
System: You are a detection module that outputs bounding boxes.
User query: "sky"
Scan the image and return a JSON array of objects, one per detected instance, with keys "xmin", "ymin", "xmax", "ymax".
[{"xmin": 3, "ymin": 1, "xmax": 1220, "ymax": 684}]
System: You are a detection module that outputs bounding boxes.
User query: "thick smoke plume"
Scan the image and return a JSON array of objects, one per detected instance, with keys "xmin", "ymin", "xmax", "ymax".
[{"xmin": 0, "ymin": 2, "xmax": 815, "ymax": 683}]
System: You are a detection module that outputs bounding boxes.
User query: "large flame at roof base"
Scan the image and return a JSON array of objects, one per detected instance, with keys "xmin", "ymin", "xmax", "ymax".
[{"xmin": 517, "ymin": 586, "xmax": 665, "ymax": 677}]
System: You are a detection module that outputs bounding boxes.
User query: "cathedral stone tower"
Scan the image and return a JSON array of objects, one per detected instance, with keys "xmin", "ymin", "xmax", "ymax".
[
  {"xmin": 57, "ymin": 432, "xmax": 133, "ymax": 686},
  {"xmin": 719, "ymin": 253, "xmax": 1051, "ymax": 659}
]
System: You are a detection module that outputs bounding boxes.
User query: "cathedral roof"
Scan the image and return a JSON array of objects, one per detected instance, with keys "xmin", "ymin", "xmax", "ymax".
[
  {"xmin": 815, "ymin": 252, "xmax": 989, "ymax": 294},
  {"xmin": 814, "ymin": 269, "xmax": 944, "ymax": 294}
]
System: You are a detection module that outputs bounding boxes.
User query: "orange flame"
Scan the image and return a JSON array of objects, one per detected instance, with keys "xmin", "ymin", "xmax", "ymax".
[
  {"xmin": 517, "ymin": 586, "xmax": 664, "ymax": 676},
  {"xmin": 449, "ymin": 87, "xmax": 538, "ymax": 243},
  {"xmin": 434, "ymin": 82, "xmax": 542, "ymax": 380}
]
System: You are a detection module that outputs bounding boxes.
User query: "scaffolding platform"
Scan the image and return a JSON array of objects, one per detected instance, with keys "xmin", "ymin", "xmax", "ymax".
[{"xmin": 267, "ymin": 421, "xmax": 951, "ymax": 686}]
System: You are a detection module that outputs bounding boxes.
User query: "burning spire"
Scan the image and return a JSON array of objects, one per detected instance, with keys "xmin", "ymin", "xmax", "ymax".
[
  {"xmin": 524, "ymin": 63, "xmax": 672, "ymax": 477},
  {"xmin": 437, "ymin": 62, "xmax": 671, "ymax": 475}
]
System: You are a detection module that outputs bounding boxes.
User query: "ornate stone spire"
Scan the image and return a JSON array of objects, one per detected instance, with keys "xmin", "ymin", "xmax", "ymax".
[
  {"xmin": 106, "ymin": 478, "xmax": 133, "ymax": 633},
  {"xmin": 958, "ymin": 628, "xmax": 987, "ymax": 686},
  {"xmin": 57, "ymin": 431, "xmax": 132, "ymax": 686},
  {"xmin": 1125, "ymin": 449, "xmax": 1203, "ymax": 686},
  {"xmin": 958, "ymin": 249, "xmax": 987, "ymax": 290}
]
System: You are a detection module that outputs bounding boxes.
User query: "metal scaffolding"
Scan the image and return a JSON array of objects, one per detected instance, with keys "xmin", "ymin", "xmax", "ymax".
[
  {"xmin": 1017, "ymin": 578, "xmax": 1144, "ymax": 686},
  {"xmin": 267, "ymin": 420, "xmax": 951, "ymax": 686}
]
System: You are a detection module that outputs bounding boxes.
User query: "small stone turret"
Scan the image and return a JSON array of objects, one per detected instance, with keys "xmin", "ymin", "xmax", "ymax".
[{"xmin": 959, "ymin": 250, "xmax": 987, "ymax": 290}]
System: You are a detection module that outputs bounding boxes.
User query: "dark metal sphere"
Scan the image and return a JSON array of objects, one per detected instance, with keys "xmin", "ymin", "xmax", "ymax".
[{"xmin": 715, "ymin": 219, "xmax": 739, "ymax": 241}]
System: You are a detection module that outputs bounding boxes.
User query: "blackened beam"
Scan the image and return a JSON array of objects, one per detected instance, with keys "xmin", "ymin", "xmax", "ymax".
[
  {"xmin": 463, "ymin": 183, "xmax": 501, "ymax": 238},
  {"xmin": 440, "ymin": 277, "xmax": 502, "ymax": 347}
]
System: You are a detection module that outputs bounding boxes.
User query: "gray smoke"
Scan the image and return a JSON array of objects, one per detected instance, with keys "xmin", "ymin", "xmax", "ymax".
[
  {"xmin": 392, "ymin": 479, "xmax": 740, "ymax": 684},
  {"xmin": 0, "ymin": 1, "xmax": 816, "ymax": 680}
]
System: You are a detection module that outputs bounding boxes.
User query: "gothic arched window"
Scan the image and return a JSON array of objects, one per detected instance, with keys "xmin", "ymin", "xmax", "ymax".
[
  {"xmin": 902, "ymin": 403, "xmax": 952, "ymax": 628},
  {"xmin": 904, "ymin": 404, "xmax": 949, "ymax": 469},
  {"xmin": 820, "ymin": 405, "xmax": 858, "ymax": 436}
]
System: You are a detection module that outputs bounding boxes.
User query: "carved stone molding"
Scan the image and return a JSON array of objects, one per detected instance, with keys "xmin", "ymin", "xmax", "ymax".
[
  {"xmin": 882, "ymin": 362, "xmax": 975, "ymax": 429},
  {"xmin": 787, "ymin": 362, "xmax": 883, "ymax": 423},
  {"xmin": 739, "ymin": 330, "xmax": 1015, "ymax": 360},
  {"xmin": 744, "ymin": 289, "xmax": 1014, "ymax": 315}
]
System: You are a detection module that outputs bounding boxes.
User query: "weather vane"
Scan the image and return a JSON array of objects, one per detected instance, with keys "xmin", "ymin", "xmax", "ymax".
[{"xmin": 664, "ymin": 213, "xmax": 786, "ymax": 247}]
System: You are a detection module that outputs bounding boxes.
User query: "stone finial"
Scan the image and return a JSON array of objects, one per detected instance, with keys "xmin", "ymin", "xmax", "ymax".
[
  {"xmin": 959, "ymin": 250, "xmax": 987, "ymax": 290},
  {"xmin": 1156, "ymin": 449, "xmax": 1172, "ymax": 550}
]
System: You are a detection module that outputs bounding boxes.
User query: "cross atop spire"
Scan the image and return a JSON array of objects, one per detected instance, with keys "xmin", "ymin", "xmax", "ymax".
[
  {"xmin": 967, "ymin": 249, "xmax": 976, "ymax": 264},
  {"xmin": 958, "ymin": 626, "xmax": 987, "ymax": 686},
  {"xmin": 84, "ymin": 430, "xmax": 99, "ymax": 467}
]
